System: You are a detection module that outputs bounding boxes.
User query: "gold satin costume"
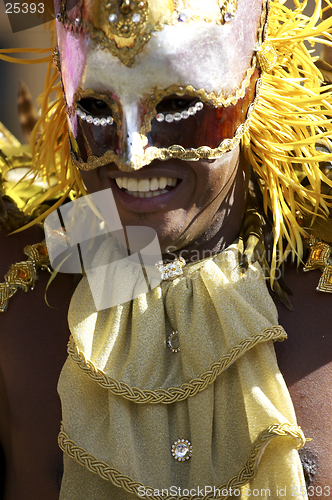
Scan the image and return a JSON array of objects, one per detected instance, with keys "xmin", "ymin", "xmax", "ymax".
[{"xmin": 58, "ymin": 243, "xmax": 306, "ymax": 499}]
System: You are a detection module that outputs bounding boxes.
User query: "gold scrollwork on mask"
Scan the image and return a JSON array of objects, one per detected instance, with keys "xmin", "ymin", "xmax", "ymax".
[
  {"xmin": 88, "ymin": 26, "xmax": 154, "ymax": 67},
  {"xmin": 70, "ymin": 78, "xmax": 262, "ymax": 172},
  {"xmin": 101, "ymin": 0, "xmax": 149, "ymax": 39},
  {"xmin": 257, "ymin": 40, "xmax": 278, "ymax": 72},
  {"xmin": 139, "ymin": 0, "xmax": 267, "ymax": 134},
  {"xmin": 58, "ymin": 0, "xmax": 268, "ymax": 67},
  {"xmin": 140, "ymin": 56, "xmax": 258, "ymax": 137},
  {"xmin": 73, "ymin": 88, "xmax": 123, "ymax": 142},
  {"xmin": 52, "ymin": 45, "xmax": 60, "ymax": 71},
  {"xmin": 218, "ymin": 0, "xmax": 238, "ymax": 24}
]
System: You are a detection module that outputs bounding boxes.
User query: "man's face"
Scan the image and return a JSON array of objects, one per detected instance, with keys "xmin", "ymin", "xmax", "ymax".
[
  {"xmin": 79, "ymin": 146, "xmax": 247, "ymax": 255},
  {"xmin": 57, "ymin": 0, "xmax": 263, "ymax": 253}
]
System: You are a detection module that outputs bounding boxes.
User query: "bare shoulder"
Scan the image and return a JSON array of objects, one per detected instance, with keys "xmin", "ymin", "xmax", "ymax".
[
  {"xmin": 274, "ymin": 263, "xmax": 332, "ymax": 495},
  {"xmin": 0, "ymin": 226, "xmax": 73, "ymax": 500}
]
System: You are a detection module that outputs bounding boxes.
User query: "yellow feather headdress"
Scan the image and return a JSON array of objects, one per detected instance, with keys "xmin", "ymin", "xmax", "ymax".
[{"xmin": 1, "ymin": 0, "xmax": 332, "ymax": 277}]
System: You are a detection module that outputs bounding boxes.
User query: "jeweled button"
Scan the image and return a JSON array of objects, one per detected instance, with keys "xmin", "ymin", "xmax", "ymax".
[
  {"xmin": 167, "ymin": 331, "xmax": 180, "ymax": 352},
  {"xmin": 172, "ymin": 439, "xmax": 192, "ymax": 461}
]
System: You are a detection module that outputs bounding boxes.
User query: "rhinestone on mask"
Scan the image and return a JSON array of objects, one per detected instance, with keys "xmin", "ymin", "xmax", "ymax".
[
  {"xmin": 106, "ymin": 0, "xmax": 148, "ymax": 36},
  {"xmin": 109, "ymin": 13, "xmax": 117, "ymax": 22},
  {"xmin": 224, "ymin": 11, "xmax": 234, "ymax": 22},
  {"xmin": 155, "ymin": 101, "xmax": 204, "ymax": 125},
  {"xmin": 76, "ymin": 109, "xmax": 85, "ymax": 119},
  {"xmin": 77, "ymin": 108, "xmax": 114, "ymax": 127},
  {"xmin": 132, "ymin": 13, "xmax": 141, "ymax": 23},
  {"xmin": 172, "ymin": 439, "xmax": 192, "ymax": 461}
]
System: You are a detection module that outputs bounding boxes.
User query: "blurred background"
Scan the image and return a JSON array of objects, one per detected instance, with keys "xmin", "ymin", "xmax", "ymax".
[{"xmin": 0, "ymin": 0, "xmax": 53, "ymax": 143}]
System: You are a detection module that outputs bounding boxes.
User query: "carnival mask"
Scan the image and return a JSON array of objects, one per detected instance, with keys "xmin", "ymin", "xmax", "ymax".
[{"xmin": 55, "ymin": 0, "xmax": 266, "ymax": 171}]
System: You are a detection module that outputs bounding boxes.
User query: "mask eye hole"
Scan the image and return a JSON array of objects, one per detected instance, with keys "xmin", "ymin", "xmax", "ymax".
[
  {"xmin": 156, "ymin": 96, "xmax": 197, "ymax": 113},
  {"xmin": 78, "ymin": 98, "xmax": 110, "ymax": 117}
]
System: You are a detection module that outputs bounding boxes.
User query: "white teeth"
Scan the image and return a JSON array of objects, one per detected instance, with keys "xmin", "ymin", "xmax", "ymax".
[
  {"xmin": 115, "ymin": 176, "xmax": 178, "ymax": 194},
  {"xmin": 127, "ymin": 178, "xmax": 138, "ymax": 192},
  {"xmin": 126, "ymin": 189, "xmax": 168, "ymax": 198},
  {"xmin": 137, "ymin": 179, "xmax": 150, "ymax": 192},
  {"xmin": 158, "ymin": 177, "xmax": 167, "ymax": 190},
  {"xmin": 150, "ymin": 177, "xmax": 159, "ymax": 191}
]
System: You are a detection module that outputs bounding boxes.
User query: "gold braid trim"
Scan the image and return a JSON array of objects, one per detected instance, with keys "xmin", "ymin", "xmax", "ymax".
[
  {"xmin": 0, "ymin": 241, "xmax": 51, "ymax": 312},
  {"xmin": 58, "ymin": 422, "xmax": 305, "ymax": 499},
  {"xmin": 68, "ymin": 325, "xmax": 287, "ymax": 404}
]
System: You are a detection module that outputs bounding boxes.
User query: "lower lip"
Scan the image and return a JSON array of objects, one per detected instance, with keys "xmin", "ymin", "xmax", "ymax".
[{"xmin": 109, "ymin": 179, "xmax": 181, "ymax": 213}]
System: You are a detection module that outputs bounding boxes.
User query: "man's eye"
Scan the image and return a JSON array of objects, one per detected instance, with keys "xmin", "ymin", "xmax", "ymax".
[
  {"xmin": 156, "ymin": 97, "xmax": 196, "ymax": 113},
  {"xmin": 78, "ymin": 98, "xmax": 110, "ymax": 116}
]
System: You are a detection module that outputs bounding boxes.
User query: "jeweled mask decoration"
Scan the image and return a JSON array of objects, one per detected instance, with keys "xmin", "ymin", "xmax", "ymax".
[{"xmin": 55, "ymin": 0, "xmax": 267, "ymax": 171}]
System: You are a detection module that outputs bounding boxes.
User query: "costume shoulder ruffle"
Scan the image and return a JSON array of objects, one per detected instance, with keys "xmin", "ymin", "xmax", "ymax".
[{"xmin": 58, "ymin": 244, "xmax": 308, "ymax": 499}]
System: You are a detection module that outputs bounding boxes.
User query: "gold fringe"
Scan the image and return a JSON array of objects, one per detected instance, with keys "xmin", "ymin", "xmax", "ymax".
[
  {"xmin": 58, "ymin": 422, "xmax": 305, "ymax": 499},
  {"xmin": 244, "ymin": 0, "xmax": 332, "ymax": 280},
  {"xmin": 67, "ymin": 326, "xmax": 287, "ymax": 404}
]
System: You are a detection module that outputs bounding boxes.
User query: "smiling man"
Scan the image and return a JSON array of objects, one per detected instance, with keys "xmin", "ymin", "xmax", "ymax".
[{"xmin": 0, "ymin": 0, "xmax": 332, "ymax": 499}]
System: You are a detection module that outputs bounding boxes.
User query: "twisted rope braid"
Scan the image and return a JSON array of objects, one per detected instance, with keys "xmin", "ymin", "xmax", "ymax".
[
  {"xmin": 68, "ymin": 326, "xmax": 286, "ymax": 404},
  {"xmin": 58, "ymin": 422, "xmax": 305, "ymax": 500}
]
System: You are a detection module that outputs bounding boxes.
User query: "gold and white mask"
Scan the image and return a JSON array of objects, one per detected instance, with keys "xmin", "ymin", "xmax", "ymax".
[{"xmin": 55, "ymin": 0, "xmax": 266, "ymax": 171}]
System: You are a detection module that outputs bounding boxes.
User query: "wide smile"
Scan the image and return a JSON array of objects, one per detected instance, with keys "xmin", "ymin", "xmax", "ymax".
[
  {"xmin": 105, "ymin": 170, "xmax": 184, "ymax": 213},
  {"xmin": 115, "ymin": 176, "xmax": 178, "ymax": 198}
]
